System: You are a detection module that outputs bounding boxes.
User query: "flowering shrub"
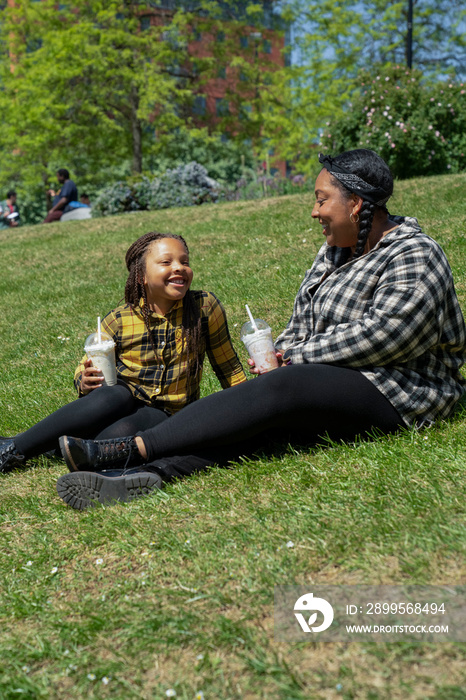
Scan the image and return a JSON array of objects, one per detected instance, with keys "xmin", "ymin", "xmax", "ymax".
[
  {"xmin": 319, "ymin": 65, "xmax": 466, "ymax": 179},
  {"xmin": 92, "ymin": 163, "xmax": 219, "ymax": 217}
]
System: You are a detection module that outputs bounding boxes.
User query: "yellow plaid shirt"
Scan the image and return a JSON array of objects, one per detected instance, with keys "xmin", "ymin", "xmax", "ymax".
[{"xmin": 75, "ymin": 291, "xmax": 247, "ymax": 414}]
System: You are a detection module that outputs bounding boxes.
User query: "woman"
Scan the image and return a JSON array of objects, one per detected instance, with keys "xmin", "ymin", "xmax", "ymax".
[{"xmin": 57, "ymin": 149, "xmax": 466, "ymax": 509}]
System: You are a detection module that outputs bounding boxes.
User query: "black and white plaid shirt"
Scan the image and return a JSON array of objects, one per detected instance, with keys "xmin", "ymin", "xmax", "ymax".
[{"xmin": 275, "ymin": 216, "xmax": 466, "ymax": 427}]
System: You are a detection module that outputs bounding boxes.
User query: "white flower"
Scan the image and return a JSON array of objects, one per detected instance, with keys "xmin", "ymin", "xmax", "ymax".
[
  {"xmin": 102, "ymin": 676, "xmax": 110, "ymax": 685},
  {"xmin": 22, "ymin": 665, "xmax": 30, "ymax": 673},
  {"xmin": 196, "ymin": 693, "xmax": 205, "ymax": 700},
  {"xmin": 95, "ymin": 558, "xmax": 103, "ymax": 565},
  {"xmin": 87, "ymin": 673, "xmax": 96, "ymax": 681},
  {"xmin": 196, "ymin": 654, "xmax": 204, "ymax": 661},
  {"xmin": 101, "ymin": 594, "xmax": 106, "ymax": 601},
  {"xmin": 302, "ymin": 238, "xmax": 307, "ymax": 243},
  {"xmin": 26, "ymin": 561, "xmax": 32, "ymax": 566},
  {"xmin": 166, "ymin": 690, "xmax": 177, "ymax": 698},
  {"xmin": 286, "ymin": 541, "xmax": 294, "ymax": 548},
  {"xmin": 50, "ymin": 567, "xmax": 58, "ymax": 574}
]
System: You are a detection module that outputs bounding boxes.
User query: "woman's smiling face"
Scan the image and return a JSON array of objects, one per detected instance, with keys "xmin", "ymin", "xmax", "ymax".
[{"xmin": 311, "ymin": 168, "xmax": 361, "ymax": 249}]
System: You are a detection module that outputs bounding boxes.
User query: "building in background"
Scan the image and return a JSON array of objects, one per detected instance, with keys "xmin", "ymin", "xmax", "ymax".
[{"xmin": 136, "ymin": 1, "xmax": 288, "ymax": 175}]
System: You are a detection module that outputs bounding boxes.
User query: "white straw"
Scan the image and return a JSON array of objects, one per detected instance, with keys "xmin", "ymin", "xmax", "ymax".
[
  {"xmin": 97, "ymin": 316, "xmax": 101, "ymax": 344},
  {"xmin": 245, "ymin": 304, "xmax": 258, "ymax": 331}
]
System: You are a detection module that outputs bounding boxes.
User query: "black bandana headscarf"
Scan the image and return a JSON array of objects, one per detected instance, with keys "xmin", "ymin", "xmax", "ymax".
[{"xmin": 319, "ymin": 153, "xmax": 391, "ymax": 207}]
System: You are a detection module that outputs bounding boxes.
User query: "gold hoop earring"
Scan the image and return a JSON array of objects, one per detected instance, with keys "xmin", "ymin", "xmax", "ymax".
[{"xmin": 350, "ymin": 212, "xmax": 360, "ymax": 224}]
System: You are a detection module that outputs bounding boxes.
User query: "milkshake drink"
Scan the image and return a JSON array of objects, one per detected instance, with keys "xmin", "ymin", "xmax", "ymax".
[
  {"xmin": 241, "ymin": 318, "xmax": 279, "ymax": 374},
  {"xmin": 84, "ymin": 330, "xmax": 117, "ymax": 386}
]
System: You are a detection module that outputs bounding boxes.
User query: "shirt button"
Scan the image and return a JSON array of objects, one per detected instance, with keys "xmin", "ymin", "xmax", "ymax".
[
  {"xmin": 160, "ymin": 364, "xmax": 164, "ymax": 370},
  {"xmin": 155, "ymin": 388, "xmax": 161, "ymax": 394},
  {"xmin": 160, "ymin": 342, "xmax": 165, "ymax": 347}
]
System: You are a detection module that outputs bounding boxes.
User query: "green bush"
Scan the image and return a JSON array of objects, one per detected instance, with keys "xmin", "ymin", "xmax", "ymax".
[
  {"xmin": 149, "ymin": 128, "xmax": 255, "ymax": 185},
  {"xmin": 320, "ymin": 65, "xmax": 466, "ymax": 179},
  {"xmin": 15, "ymin": 186, "xmax": 47, "ymax": 226},
  {"xmin": 92, "ymin": 162, "xmax": 219, "ymax": 217}
]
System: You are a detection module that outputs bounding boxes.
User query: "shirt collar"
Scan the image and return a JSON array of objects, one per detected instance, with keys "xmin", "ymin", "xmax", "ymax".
[
  {"xmin": 324, "ymin": 216, "xmax": 422, "ymax": 271},
  {"xmin": 138, "ymin": 297, "xmax": 183, "ymax": 318}
]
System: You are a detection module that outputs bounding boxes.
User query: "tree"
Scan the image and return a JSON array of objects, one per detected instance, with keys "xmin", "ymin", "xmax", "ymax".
[
  {"xmin": 283, "ymin": 0, "xmax": 466, "ymax": 79},
  {"xmin": 0, "ymin": 0, "xmax": 194, "ymax": 193},
  {"xmin": 254, "ymin": 0, "xmax": 466, "ymax": 175},
  {"xmin": 0, "ymin": 0, "xmax": 287, "ymax": 202}
]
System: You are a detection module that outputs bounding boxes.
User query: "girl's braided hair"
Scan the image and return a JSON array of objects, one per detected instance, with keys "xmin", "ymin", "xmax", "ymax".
[
  {"xmin": 124, "ymin": 231, "xmax": 202, "ymax": 389},
  {"xmin": 328, "ymin": 149, "xmax": 394, "ymax": 260}
]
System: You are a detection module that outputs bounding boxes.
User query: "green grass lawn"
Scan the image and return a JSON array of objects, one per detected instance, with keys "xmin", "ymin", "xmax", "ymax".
[{"xmin": 1, "ymin": 174, "xmax": 465, "ymax": 699}]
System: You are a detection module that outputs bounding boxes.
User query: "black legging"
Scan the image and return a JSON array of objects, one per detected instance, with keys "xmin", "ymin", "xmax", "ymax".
[
  {"xmin": 139, "ymin": 365, "xmax": 404, "ymax": 469},
  {"xmin": 14, "ymin": 383, "xmax": 168, "ymax": 459}
]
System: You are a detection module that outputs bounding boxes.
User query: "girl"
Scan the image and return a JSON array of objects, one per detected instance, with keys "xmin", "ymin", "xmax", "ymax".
[
  {"xmin": 0, "ymin": 231, "xmax": 246, "ymax": 475},
  {"xmin": 57, "ymin": 149, "xmax": 466, "ymax": 509}
]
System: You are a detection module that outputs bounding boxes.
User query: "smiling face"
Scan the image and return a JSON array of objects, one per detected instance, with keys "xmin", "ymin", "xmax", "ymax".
[
  {"xmin": 311, "ymin": 169, "xmax": 361, "ymax": 249},
  {"xmin": 142, "ymin": 238, "xmax": 193, "ymax": 315}
]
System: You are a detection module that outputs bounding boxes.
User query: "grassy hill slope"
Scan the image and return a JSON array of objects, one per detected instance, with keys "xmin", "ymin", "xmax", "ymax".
[{"xmin": 0, "ymin": 173, "xmax": 465, "ymax": 698}]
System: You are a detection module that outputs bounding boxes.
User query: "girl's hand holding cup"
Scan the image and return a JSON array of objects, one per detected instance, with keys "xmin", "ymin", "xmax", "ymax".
[{"xmin": 80, "ymin": 359, "xmax": 104, "ymax": 394}]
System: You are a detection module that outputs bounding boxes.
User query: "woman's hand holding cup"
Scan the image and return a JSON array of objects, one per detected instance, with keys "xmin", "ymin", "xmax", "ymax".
[{"xmin": 247, "ymin": 351, "xmax": 286, "ymax": 375}]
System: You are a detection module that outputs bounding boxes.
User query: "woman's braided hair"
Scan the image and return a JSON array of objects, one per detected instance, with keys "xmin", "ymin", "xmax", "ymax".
[
  {"xmin": 328, "ymin": 149, "xmax": 394, "ymax": 260},
  {"xmin": 124, "ymin": 231, "xmax": 202, "ymax": 390}
]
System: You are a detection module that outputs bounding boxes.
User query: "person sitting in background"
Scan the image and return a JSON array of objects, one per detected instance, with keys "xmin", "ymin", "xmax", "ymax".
[
  {"xmin": 0, "ymin": 190, "xmax": 20, "ymax": 229},
  {"xmin": 55, "ymin": 148, "xmax": 466, "ymax": 510},
  {"xmin": 43, "ymin": 169, "xmax": 78, "ymax": 223}
]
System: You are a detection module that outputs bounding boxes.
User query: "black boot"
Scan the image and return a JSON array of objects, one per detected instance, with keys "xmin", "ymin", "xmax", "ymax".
[
  {"xmin": 59, "ymin": 435, "xmax": 142, "ymax": 472},
  {"xmin": 0, "ymin": 439, "xmax": 26, "ymax": 473},
  {"xmin": 56, "ymin": 469, "xmax": 163, "ymax": 510}
]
